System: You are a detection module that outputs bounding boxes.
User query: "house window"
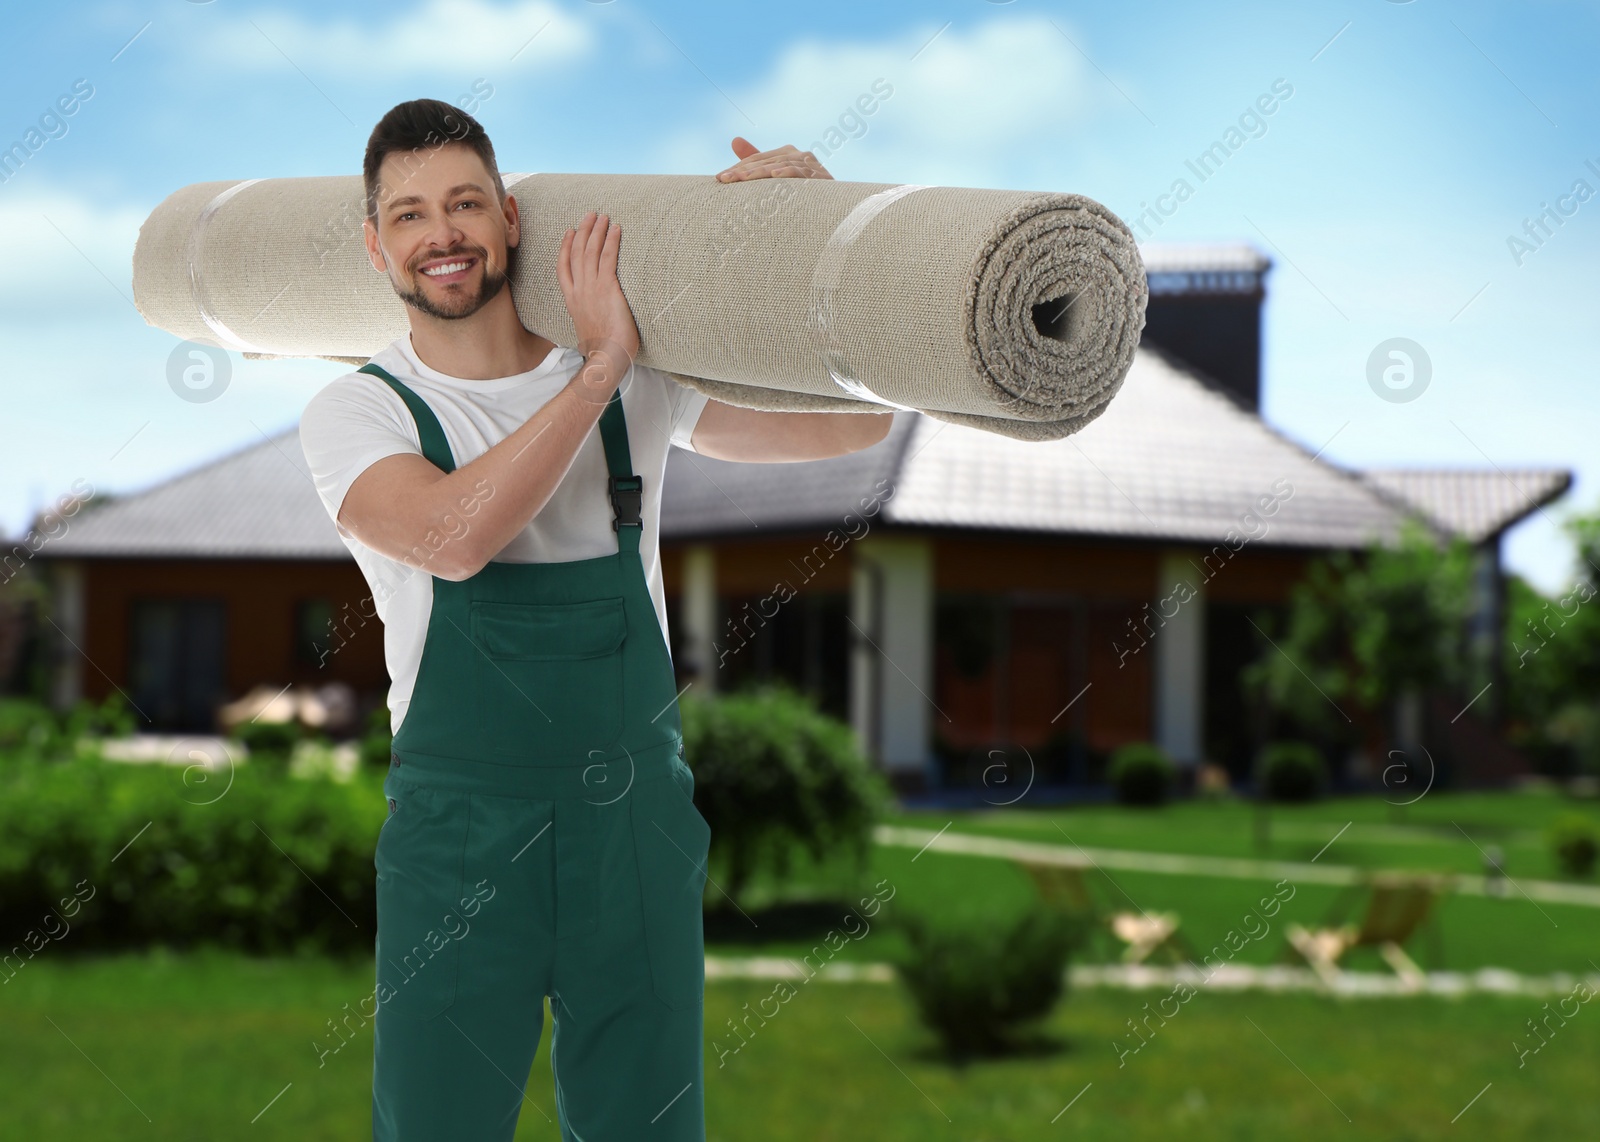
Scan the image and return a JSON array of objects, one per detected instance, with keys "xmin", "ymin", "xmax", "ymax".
[
  {"xmin": 294, "ymin": 598, "xmax": 335, "ymax": 667},
  {"xmin": 715, "ymin": 590, "xmax": 849, "ymax": 721},
  {"xmin": 128, "ymin": 597, "xmax": 227, "ymax": 732}
]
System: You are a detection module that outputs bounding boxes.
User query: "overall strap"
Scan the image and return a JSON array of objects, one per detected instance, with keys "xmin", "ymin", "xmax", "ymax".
[
  {"xmin": 598, "ymin": 388, "xmax": 643, "ymax": 556},
  {"xmin": 359, "ymin": 360, "xmax": 642, "ymax": 555},
  {"xmin": 357, "ymin": 363, "xmax": 457, "ymax": 474}
]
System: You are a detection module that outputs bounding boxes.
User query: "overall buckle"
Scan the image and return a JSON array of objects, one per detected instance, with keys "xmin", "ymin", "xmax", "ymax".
[{"xmin": 609, "ymin": 474, "xmax": 643, "ymax": 531}]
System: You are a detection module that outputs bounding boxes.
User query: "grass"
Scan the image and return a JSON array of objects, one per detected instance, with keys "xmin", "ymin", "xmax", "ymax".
[
  {"xmin": 6, "ymin": 769, "xmax": 1597, "ymax": 1137},
  {"xmin": 2, "ymin": 947, "xmax": 1593, "ymax": 1141},
  {"xmin": 703, "ymin": 790, "xmax": 1600, "ymax": 977},
  {"xmin": 888, "ymin": 787, "xmax": 1600, "ymax": 878}
]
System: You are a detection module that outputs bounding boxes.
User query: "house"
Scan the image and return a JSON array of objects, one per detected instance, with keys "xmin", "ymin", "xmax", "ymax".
[{"xmin": 17, "ymin": 243, "xmax": 1569, "ymax": 793}]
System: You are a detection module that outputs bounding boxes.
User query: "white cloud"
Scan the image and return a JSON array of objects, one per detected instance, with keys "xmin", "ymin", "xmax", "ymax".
[
  {"xmin": 183, "ymin": 0, "xmax": 593, "ymax": 74},
  {"xmin": 651, "ymin": 16, "xmax": 1112, "ymax": 183},
  {"xmin": 0, "ymin": 187, "xmax": 147, "ymax": 322}
]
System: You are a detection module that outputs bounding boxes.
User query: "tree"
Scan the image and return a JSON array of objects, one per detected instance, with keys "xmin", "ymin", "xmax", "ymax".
[
  {"xmin": 1503, "ymin": 502, "xmax": 1600, "ymax": 776},
  {"xmin": 1241, "ymin": 518, "xmax": 1478, "ymax": 773}
]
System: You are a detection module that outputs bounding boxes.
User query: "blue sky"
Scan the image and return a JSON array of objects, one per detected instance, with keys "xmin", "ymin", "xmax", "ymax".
[{"xmin": 3, "ymin": 0, "xmax": 1595, "ymax": 593}]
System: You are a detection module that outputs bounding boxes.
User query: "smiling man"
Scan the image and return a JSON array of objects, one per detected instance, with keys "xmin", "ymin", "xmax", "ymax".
[{"xmin": 297, "ymin": 99, "xmax": 889, "ymax": 1142}]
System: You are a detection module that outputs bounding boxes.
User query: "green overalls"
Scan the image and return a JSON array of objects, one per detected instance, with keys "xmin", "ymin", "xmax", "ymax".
[{"xmin": 359, "ymin": 362, "xmax": 710, "ymax": 1142}]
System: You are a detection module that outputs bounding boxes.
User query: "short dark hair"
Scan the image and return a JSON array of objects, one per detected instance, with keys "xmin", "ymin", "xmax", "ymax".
[{"xmin": 363, "ymin": 99, "xmax": 505, "ymax": 224}]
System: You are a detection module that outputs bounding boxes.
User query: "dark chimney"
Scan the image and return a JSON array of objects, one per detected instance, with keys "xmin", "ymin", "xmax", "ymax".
[{"xmin": 1137, "ymin": 244, "xmax": 1272, "ymax": 412}]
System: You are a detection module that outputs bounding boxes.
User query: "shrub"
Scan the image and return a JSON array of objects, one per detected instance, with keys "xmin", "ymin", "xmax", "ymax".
[
  {"xmin": 679, "ymin": 682, "xmax": 891, "ymax": 908},
  {"xmin": 231, "ymin": 720, "xmax": 301, "ymax": 771},
  {"xmin": 63, "ymin": 692, "xmax": 137, "ymax": 740},
  {"xmin": 0, "ymin": 754, "xmax": 382, "ymax": 960},
  {"xmin": 1107, "ymin": 742, "xmax": 1175, "ymax": 806},
  {"xmin": 0, "ymin": 694, "xmax": 135, "ymax": 763},
  {"xmin": 358, "ymin": 705, "xmax": 394, "ymax": 769},
  {"xmin": 1549, "ymin": 814, "xmax": 1599, "ymax": 878},
  {"xmin": 889, "ymin": 906, "xmax": 1085, "ymax": 1061},
  {"xmin": 0, "ymin": 697, "xmax": 62, "ymax": 758},
  {"xmin": 1256, "ymin": 741, "xmax": 1326, "ymax": 802}
]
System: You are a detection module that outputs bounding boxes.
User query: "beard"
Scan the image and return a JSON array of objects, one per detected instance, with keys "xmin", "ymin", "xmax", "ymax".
[{"xmin": 394, "ymin": 237, "xmax": 518, "ymax": 320}]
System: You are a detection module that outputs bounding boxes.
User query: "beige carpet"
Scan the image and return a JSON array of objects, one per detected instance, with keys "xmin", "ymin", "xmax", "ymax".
[{"xmin": 132, "ymin": 172, "xmax": 1147, "ymax": 441}]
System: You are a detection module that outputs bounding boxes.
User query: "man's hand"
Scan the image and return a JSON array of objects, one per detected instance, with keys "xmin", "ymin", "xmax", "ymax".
[
  {"xmin": 715, "ymin": 138, "xmax": 833, "ymax": 182},
  {"xmin": 695, "ymin": 138, "xmax": 891, "ymax": 463},
  {"xmin": 556, "ymin": 210, "xmax": 639, "ymax": 392}
]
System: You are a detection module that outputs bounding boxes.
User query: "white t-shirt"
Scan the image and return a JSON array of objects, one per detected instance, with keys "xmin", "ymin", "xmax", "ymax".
[{"xmin": 298, "ymin": 333, "xmax": 711, "ymax": 735}]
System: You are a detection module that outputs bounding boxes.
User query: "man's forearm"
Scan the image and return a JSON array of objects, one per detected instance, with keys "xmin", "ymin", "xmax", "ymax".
[
  {"xmin": 435, "ymin": 354, "xmax": 624, "ymax": 578},
  {"xmin": 690, "ymin": 401, "xmax": 893, "ymax": 463}
]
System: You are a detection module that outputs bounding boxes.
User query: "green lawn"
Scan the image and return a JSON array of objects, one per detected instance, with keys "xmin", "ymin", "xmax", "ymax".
[
  {"xmin": 703, "ymin": 790, "xmax": 1600, "ymax": 977},
  {"xmin": 889, "ymin": 788, "xmax": 1600, "ymax": 878},
  {"xmin": 5, "ymin": 789, "xmax": 1597, "ymax": 1138},
  {"xmin": 2, "ymin": 949, "xmax": 1593, "ymax": 1141}
]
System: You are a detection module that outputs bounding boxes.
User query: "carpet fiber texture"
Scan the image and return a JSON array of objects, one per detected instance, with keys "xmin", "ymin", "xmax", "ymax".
[{"xmin": 132, "ymin": 172, "xmax": 1148, "ymax": 441}]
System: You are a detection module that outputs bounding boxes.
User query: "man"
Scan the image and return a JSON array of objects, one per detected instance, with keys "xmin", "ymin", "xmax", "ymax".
[{"xmin": 298, "ymin": 98, "xmax": 890, "ymax": 1142}]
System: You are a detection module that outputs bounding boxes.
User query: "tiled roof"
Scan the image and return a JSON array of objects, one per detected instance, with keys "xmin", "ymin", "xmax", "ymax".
[
  {"xmin": 863, "ymin": 346, "xmax": 1426, "ymax": 549},
  {"xmin": 31, "ymin": 351, "xmax": 1566, "ymax": 560},
  {"xmin": 659, "ymin": 415, "xmax": 914, "ymax": 539},
  {"xmin": 1359, "ymin": 468, "xmax": 1572, "ymax": 544},
  {"xmin": 40, "ymin": 422, "xmax": 346, "ymax": 559},
  {"xmin": 659, "ymin": 346, "xmax": 1565, "ymax": 549}
]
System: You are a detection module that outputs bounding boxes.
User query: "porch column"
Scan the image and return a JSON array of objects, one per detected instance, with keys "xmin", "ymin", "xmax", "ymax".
[
  {"xmin": 48, "ymin": 559, "xmax": 86, "ymax": 710},
  {"xmin": 680, "ymin": 544, "xmax": 717, "ymax": 693},
  {"xmin": 850, "ymin": 535, "xmax": 934, "ymax": 787},
  {"xmin": 1467, "ymin": 541, "xmax": 1503, "ymax": 725},
  {"xmin": 1152, "ymin": 548, "xmax": 1205, "ymax": 767}
]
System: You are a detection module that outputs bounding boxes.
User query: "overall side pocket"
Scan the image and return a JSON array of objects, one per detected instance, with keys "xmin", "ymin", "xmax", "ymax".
[
  {"xmin": 630, "ymin": 766, "xmax": 711, "ymax": 1011},
  {"xmin": 374, "ymin": 776, "xmax": 468, "ymax": 1021}
]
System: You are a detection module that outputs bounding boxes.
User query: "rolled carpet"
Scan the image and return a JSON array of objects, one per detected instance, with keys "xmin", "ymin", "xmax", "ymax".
[{"xmin": 131, "ymin": 172, "xmax": 1147, "ymax": 441}]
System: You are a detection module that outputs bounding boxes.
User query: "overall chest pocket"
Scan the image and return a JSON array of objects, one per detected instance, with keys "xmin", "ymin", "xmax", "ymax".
[{"xmin": 469, "ymin": 597, "xmax": 628, "ymax": 760}]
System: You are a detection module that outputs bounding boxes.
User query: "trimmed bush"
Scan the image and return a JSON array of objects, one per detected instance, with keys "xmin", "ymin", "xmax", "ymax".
[
  {"xmin": 0, "ymin": 754, "xmax": 382, "ymax": 961},
  {"xmin": 679, "ymin": 682, "xmax": 891, "ymax": 909},
  {"xmin": 230, "ymin": 720, "xmax": 302, "ymax": 771},
  {"xmin": 0, "ymin": 694, "xmax": 135, "ymax": 762},
  {"xmin": 889, "ymin": 906, "xmax": 1086, "ymax": 1061},
  {"xmin": 1255, "ymin": 741, "xmax": 1326, "ymax": 802},
  {"xmin": 63, "ymin": 692, "xmax": 138, "ymax": 740},
  {"xmin": 1549, "ymin": 814, "xmax": 1599, "ymax": 878},
  {"xmin": 1107, "ymin": 742, "xmax": 1175, "ymax": 806},
  {"xmin": 358, "ymin": 705, "xmax": 394, "ymax": 769},
  {"xmin": 0, "ymin": 685, "xmax": 883, "ymax": 959},
  {"xmin": 680, "ymin": 682, "xmax": 887, "ymax": 897},
  {"xmin": 0, "ymin": 697, "xmax": 60, "ymax": 757}
]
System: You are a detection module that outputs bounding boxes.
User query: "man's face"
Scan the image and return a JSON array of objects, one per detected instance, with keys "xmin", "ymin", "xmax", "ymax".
[{"xmin": 368, "ymin": 143, "xmax": 516, "ymax": 321}]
